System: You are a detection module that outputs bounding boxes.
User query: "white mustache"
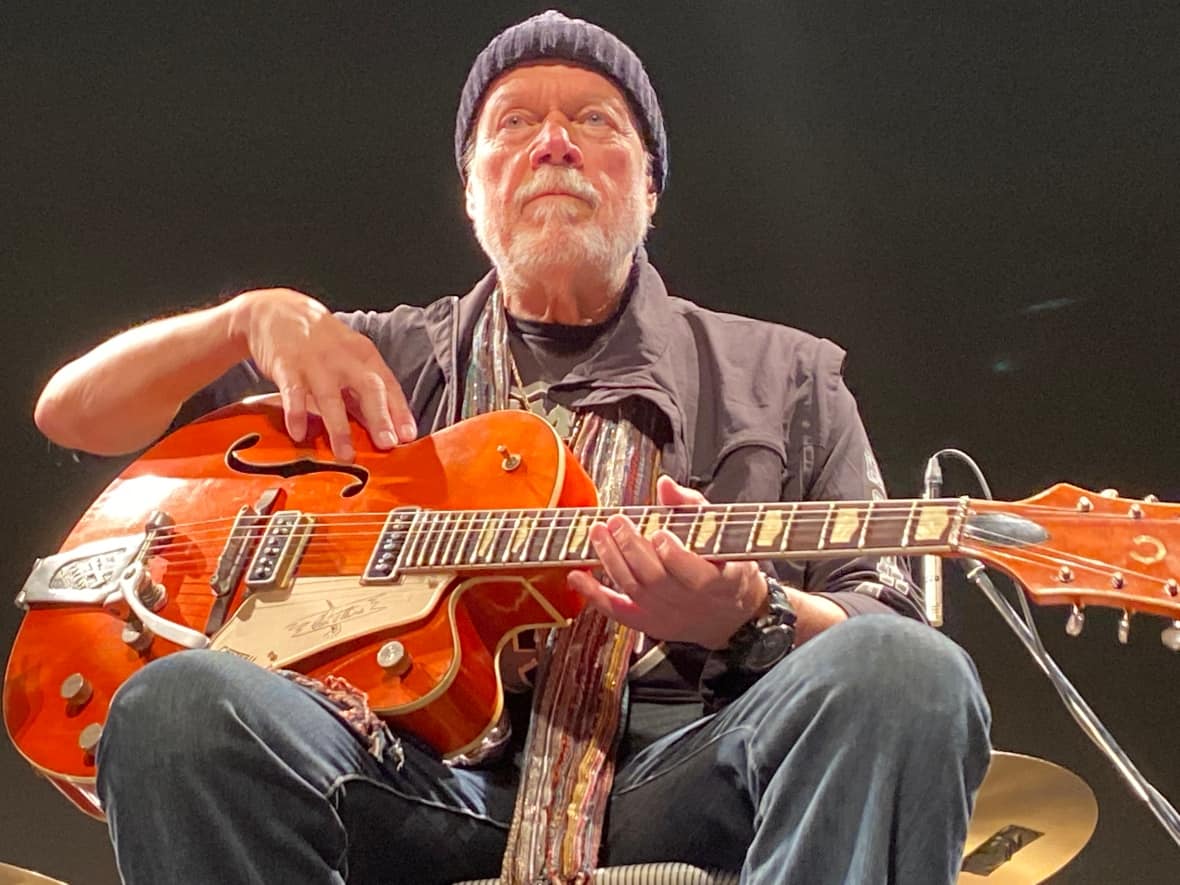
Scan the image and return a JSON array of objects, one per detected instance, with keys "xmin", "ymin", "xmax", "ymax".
[{"xmin": 515, "ymin": 168, "xmax": 599, "ymax": 208}]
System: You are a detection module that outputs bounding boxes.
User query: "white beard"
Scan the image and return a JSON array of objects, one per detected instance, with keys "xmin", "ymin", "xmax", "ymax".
[{"xmin": 470, "ymin": 166, "xmax": 650, "ymax": 284}]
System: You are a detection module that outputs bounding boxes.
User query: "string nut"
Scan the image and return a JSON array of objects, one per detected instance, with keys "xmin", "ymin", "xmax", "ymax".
[
  {"xmin": 1110, "ymin": 572, "xmax": 1125, "ymax": 590},
  {"xmin": 1128, "ymin": 503, "xmax": 1144, "ymax": 519},
  {"xmin": 1066, "ymin": 605, "xmax": 1085, "ymax": 637},
  {"xmin": 1057, "ymin": 565, "xmax": 1075, "ymax": 583},
  {"xmin": 1075, "ymin": 496, "xmax": 1093, "ymax": 512},
  {"xmin": 1165, "ymin": 579, "xmax": 1179, "ymax": 598}
]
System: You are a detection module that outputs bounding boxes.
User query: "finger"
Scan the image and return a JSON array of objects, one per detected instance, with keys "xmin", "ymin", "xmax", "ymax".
[
  {"xmin": 306, "ymin": 377, "xmax": 355, "ymax": 462},
  {"xmin": 350, "ymin": 371, "xmax": 397, "ymax": 449},
  {"xmin": 656, "ymin": 475, "xmax": 709, "ymax": 506},
  {"xmin": 567, "ymin": 570, "xmax": 646, "ymax": 626},
  {"xmin": 273, "ymin": 367, "xmax": 309, "ymax": 443},
  {"xmin": 374, "ymin": 362, "xmax": 417, "ymax": 442},
  {"xmin": 651, "ymin": 528, "xmax": 725, "ymax": 588},
  {"xmin": 596, "ymin": 516, "xmax": 669, "ymax": 591}
]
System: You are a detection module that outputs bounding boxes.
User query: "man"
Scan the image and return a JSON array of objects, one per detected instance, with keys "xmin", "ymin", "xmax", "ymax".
[{"xmin": 34, "ymin": 11, "xmax": 990, "ymax": 885}]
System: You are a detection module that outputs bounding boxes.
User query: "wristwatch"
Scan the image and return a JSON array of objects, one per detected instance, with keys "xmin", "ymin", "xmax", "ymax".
[{"xmin": 725, "ymin": 573, "xmax": 798, "ymax": 674}]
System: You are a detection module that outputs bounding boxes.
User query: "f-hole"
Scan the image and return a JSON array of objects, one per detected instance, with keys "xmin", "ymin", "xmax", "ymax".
[{"xmin": 225, "ymin": 434, "xmax": 369, "ymax": 498}]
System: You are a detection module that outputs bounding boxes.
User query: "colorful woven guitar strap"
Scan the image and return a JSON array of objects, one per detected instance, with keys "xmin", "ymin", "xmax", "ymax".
[{"xmin": 463, "ymin": 288, "xmax": 663, "ymax": 884}]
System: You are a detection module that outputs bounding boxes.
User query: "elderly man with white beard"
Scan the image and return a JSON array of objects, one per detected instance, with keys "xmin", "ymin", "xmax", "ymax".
[{"xmin": 33, "ymin": 11, "xmax": 991, "ymax": 885}]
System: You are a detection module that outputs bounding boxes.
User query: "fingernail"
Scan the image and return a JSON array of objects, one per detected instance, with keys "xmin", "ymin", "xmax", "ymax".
[
  {"xmin": 653, "ymin": 533, "xmax": 669, "ymax": 553},
  {"xmin": 337, "ymin": 445, "xmax": 355, "ymax": 462},
  {"xmin": 398, "ymin": 420, "xmax": 417, "ymax": 441},
  {"xmin": 378, "ymin": 430, "xmax": 396, "ymax": 449}
]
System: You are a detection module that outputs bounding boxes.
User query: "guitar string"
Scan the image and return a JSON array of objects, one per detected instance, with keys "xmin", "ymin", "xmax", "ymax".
[
  {"xmin": 93, "ymin": 498, "xmax": 1177, "ymax": 549},
  {"xmin": 126, "ymin": 513, "xmax": 1180, "ymax": 603},
  {"xmin": 128, "ymin": 509, "xmax": 1180, "ymax": 562}
]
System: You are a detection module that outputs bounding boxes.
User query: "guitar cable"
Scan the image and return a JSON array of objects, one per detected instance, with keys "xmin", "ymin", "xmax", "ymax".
[{"xmin": 924, "ymin": 449, "xmax": 1180, "ymax": 849}]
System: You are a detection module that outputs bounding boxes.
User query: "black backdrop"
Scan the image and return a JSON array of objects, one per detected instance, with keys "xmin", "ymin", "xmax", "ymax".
[{"xmin": 2, "ymin": 2, "xmax": 1178, "ymax": 882}]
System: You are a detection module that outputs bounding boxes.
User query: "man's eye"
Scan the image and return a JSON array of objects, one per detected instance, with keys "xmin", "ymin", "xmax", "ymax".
[
  {"xmin": 583, "ymin": 111, "xmax": 607, "ymax": 125},
  {"xmin": 502, "ymin": 113, "xmax": 527, "ymax": 129}
]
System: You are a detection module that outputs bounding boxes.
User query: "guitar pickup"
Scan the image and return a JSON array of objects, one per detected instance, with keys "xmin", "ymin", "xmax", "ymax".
[{"xmin": 245, "ymin": 511, "xmax": 315, "ymax": 592}]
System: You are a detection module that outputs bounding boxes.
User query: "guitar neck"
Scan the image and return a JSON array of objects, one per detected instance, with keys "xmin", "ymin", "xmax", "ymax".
[{"xmin": 368, "ymin": 498, "xmax": 967, "ymax": 578}]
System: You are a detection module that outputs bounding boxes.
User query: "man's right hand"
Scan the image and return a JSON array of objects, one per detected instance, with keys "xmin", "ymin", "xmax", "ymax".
[
  {"xmin": 35, "ymin": 287, "xmax": 415, "ymax": 459},
  {"xmin": 230, "ymin": 289, "xmax": 416, "ymax": 461}
]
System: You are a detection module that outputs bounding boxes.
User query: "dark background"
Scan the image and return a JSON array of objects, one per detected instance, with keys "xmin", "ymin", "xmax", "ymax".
[{"xmin": 2, "ymin": 1, "xmax": 1178, "ymax": 882}]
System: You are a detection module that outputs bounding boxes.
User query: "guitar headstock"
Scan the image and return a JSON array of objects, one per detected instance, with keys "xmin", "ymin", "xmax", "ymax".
[{"xmin": 961, "ymin": 484, "xmax": 1180, "ymax": 646}]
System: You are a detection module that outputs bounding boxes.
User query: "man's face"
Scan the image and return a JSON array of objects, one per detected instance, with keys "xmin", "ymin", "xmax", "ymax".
[{"xmin": 465, "ymin": 62, "xmax": 657, "ymax": 282}]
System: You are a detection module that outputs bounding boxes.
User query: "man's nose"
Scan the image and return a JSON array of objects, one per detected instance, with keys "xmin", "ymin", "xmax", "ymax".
[{"xmin": 529, "ymin": 116, "xmax": 584, "ymax": 169}]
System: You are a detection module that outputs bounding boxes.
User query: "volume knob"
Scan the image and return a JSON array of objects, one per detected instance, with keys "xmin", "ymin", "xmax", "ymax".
[{"xmin": 60, "ymin": 673, "xmax": 93, "ymax": 707}]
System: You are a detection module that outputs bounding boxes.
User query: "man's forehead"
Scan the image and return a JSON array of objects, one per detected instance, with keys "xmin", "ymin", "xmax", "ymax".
[{"xmin": 479, "ymin": 62, "xmax": 632, "ymax": 114}]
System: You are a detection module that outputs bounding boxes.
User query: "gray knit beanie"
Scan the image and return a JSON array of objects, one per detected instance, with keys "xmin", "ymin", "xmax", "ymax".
[{"xmin": 455, "ymin": 10, "xmax": 668, "ymax": 193}]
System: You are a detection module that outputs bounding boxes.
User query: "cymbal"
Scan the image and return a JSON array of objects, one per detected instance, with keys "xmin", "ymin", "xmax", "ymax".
[
  {"xmin": 958, "ymin": 751, "xmax": 1098, "ymax": 884},
  {"xmin": 0, "ymin": 864, "xmax": 67, "ymax": 885}
]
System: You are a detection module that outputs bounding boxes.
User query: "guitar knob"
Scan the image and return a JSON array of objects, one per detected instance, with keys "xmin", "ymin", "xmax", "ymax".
[
  {"xmin": 122, "ymin": 618, "xmax": 153, "ymax": 652},
  {"xmin": 376, "ymin": 641, "xmax": 411, "ymax": 676},
  {"xmin": 1161, "ymin": 622, "xmax": 1180, "ymax": 653},
  {"xmin": 1065, "ymin": 605, "xmax": 1085, "ymax": 636},
  {"xmin": 78, "ymin": 722, "xmax": 103, "ymax": 757},
  {"xmin": 60, "ymin": 673, "xmax": 93, "ymax": 708},
  {"xmin": 1117, "ymin": 610, "xmax": 1131, "ymax": 645}
]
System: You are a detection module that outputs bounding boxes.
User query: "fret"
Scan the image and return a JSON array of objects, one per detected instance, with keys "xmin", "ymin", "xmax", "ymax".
[
  {"xmin": 403, "ymin": 511, "xmax": 432, "ymax": 567},
  {"xmin": 754, "ymin": 508, "xmax": 785, "ymax": 549},
  {"xmin": 666, "ymin": 506, "xmax": 696, "ymax": 547},
  {"xmin": 427, "ymin": 511, "xmax": 452, "ymax": 567},
  {"xmin": 576, "ymin": 509, "xmax": 603, "ymax": 560},
  {"xmin": 900, "ymin": 500, "xmax": 920, "ymax": 547},
  {"xmin": 857, "ymin": 500, "xmax": 875, "ymax": 548},
  {"xmin": 914, "ymin": 503, "xmax": 951, "ymax": 544},
  {"xmin": 827, "ymin": 505, "xmax": 861, "ymax": 546},
  {"xmin": 457, "ymin": 511, "xmax": 482, "ymax": 567},
  {"xmin": 538, "ymin": 509, "xmax": 560, "ymax": 563},
  {"xmin": 564, "ymin": 510, "xmax": 594, "ymax": 562},
  {"xmin": 745, "ymin": 504, "xmax": 765, "ymax": 553},
  {"xmin": 716, "ymin": 507, "xmax": 732, "ymax": 554},
  {"xmin": 490, "ymin": 512, "xmax": 516, "ymax": 563},
  {"xmin": 692, "ymin": 509, "xmax": 719, "ymax": 553},
  {"xmin": 441, "ymin": 511, "xmax": 464, "ymax": 567},
  {"xmin": 640, "ymin": 506, "xmax": 665, "ymax": 541},
  {"xmin": 816, "ymin": 503, "xmax": 836, "ymax": 550},
  {"xmin": 787, "ymin": 504, "xmax": 823, "ymax": 553},
  {"xmin": 508, "ymin": 513, "xmax": 535, "ymax": 562},
  {"xmin": 778, "ymin": 505, "xmax": 797, "ymax": 552},
  {"xmin": 475, "ymin": 511, "xmax": 501, "ymax": 562}
]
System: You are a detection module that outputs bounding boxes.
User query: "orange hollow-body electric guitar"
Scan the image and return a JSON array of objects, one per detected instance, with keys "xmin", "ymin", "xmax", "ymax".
[{"xmin": 6, "ymin": 402, "xmax": 1180, "ymax": 819}]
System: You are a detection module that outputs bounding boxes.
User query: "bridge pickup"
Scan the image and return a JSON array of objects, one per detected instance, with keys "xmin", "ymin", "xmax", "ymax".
[
  {"xmin": 363, "ymin": 508, "xmax": 420, "ymax": 584},
  {"xmin": 205, "ymin": 490, "xmax": 282, "ymax": 635},
  {"xmin": 244, "ymin": 511, "xmax": 315, "ymax": 592}
]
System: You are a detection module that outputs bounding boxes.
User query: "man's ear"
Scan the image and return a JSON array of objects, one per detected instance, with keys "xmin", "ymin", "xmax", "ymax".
[{"xmin": 465, "ymin": 178, "xmax": 477, "ymax": 221}]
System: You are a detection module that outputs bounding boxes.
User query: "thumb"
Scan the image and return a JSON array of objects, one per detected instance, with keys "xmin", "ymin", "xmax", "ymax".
[{"xmin": 656, "ymin": 474, "xmax": 709, "ymax": 506}]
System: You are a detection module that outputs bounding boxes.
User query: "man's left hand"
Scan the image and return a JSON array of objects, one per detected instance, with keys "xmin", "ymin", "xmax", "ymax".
[{"xmin": 567, "ymin": 476, "xmax": 770, "ymax": 648}]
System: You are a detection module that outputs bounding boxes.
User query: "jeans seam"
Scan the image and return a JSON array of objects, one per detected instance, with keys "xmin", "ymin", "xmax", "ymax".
[
  {"xmin": 613, "ymin": 724, "xmax": 755, "ymax": 797},
  {"xmin": 324, "ymin": 772, "xmax": 512, "ymax": 831}
]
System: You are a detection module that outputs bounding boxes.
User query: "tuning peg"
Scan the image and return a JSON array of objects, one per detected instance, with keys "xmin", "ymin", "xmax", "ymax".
[
  {"xmin": 1066, "ymin": 605, "xmax": 1085, "ymax": 636},
  {"xmin": 1162, "ymin": 622, "xmax": 1180, "ymax": 653},
  {"xmin": 1117, "ymin": 610, "xmax": 1131, "ymax": 645},
  {"xmin": 1099, "ymin": 488, "xmax": 1119, "ymax": 498},
  {"xmin": 1143, "ymin": 494, "xmax": 1160, "ymax": 503}
]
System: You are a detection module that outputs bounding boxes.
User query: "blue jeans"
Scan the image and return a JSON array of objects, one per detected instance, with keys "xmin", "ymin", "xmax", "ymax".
[{"xmin": 97, "ymin": 615, "xmax": 990, "ymax": 884}]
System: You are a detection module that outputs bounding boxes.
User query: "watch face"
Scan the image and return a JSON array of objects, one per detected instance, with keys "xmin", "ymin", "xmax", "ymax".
[{"xmin": 743, "ymin": 624, "xmax": 795, "ymax": 672}]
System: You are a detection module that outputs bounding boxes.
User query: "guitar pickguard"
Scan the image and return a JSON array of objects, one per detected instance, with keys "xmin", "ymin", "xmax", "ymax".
[{"xmin": 208, "ymin": 572, "xmax": 454, "ymax": 668}]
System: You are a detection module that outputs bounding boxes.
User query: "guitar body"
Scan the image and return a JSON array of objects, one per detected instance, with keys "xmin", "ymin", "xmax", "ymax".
[{"xmin": 4, "ymin": 403, "xmax": 594, "ymax": 818}]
